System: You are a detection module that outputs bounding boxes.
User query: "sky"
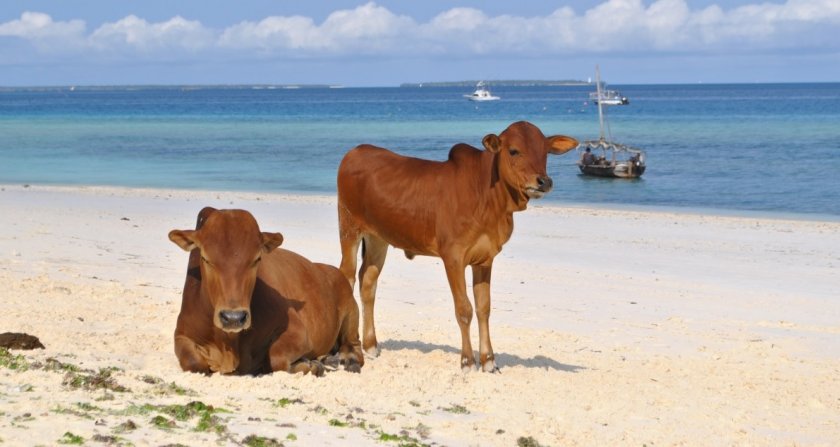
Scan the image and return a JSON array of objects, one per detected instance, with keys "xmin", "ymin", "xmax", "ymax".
[{"xmin": 1, "ymin": 0, "xmax": 839, "ymax": 86}]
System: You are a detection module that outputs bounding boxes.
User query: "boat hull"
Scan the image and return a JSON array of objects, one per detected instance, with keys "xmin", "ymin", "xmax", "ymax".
[{"xmin": 578, "ymin": 163, "xmax": 645, "ymax": 178}]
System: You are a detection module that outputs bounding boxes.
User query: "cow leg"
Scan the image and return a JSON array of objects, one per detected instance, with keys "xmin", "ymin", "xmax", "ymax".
[
  {"xmin": 267, "ymin": 329, "xmax": 317, "ymax": 375},
  {"xmin": 358, "ymin": 235, "xmax": 388, "ymax": 357},
  {"xmin": 174, "ymin": 335, "xmax": 212, "ymax": 374},
  {"xmin": 337, "ymin": 293, "xmax": 365, "ymax": 373},
  {"xmin": 289, "ymin": 359, "xmax": 326, "ymax": 377},
  {"xmin": 472, "ymin": 264, "xmax": 498, "ymax": 373},
  {"xmin": 338, "ymin": 209, "xmax": 362, "ymax": 290},
  {"xmin": 444, "ymin": 258, "xmax": 475, "ymax": 372}
]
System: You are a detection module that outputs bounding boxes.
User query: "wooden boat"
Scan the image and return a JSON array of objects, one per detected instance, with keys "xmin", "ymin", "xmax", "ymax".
[
  {"xmin": 577, "ymin": 66, "xmax": 645, "ymax": 178},
  {"xmin": 578, "ymin": 140, "xmax": 645, "ymax": 178}
]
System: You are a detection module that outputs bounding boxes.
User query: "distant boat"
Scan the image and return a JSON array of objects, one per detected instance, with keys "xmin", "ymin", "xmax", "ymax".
[
  {"xmin": 463, "ymin": 81, "xmax": 500, "ymax": 101},
  {"xmin": 590, "ymin": 89, "xmax": 628, "ymax": 106},
  {"xmin": 588, "ymin": 75, "xmax": 628, "ymax": 105},
  {"xmin": 577, "ymin": 66, "xmax": 645, "ymax": 179}
]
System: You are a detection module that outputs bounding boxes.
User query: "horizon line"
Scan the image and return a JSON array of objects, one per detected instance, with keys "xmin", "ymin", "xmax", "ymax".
[{"xmin": 2, "ymin": 80, "xmax": 839, "ymax": 90}]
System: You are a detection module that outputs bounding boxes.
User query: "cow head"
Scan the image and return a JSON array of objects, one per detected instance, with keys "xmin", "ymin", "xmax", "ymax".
[
  {"xmin": 169, "ymin": 209, "xmax": 284, "ymax": 333},
  {"xmin": 483, "ymin": 121, "xmax": 578, "ymax": 202}
]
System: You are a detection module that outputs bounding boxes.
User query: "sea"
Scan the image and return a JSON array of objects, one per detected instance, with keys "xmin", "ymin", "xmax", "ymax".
[{"xmin": 2, "ymin": 83, "xmax": 839, "ymax": 219}]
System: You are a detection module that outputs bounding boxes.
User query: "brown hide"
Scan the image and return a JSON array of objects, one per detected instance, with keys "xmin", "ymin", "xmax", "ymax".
[
  {"xmin": 170, "ymin": 207, "xmax": 363, "ymax": 375},
  {"xmin": 337, "ymin": 121, "xmax": 577, "ymax": 372}
]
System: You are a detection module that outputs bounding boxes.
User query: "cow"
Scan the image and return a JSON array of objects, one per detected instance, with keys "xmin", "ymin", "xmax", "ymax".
[
  {"xmin": 169, "ymin": 207, "xmax": 364, "ymax": 376},
  {"xmin": 337, "ymin": 121, "xmax": 578, "ymax": 372}
]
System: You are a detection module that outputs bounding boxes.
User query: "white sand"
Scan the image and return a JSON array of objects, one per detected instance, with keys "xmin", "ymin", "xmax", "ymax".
[{"xmin": 1, "ymin": 184, "xmax": 838, "ymax": 446}]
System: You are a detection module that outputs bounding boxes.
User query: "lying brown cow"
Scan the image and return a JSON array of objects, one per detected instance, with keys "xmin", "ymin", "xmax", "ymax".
[
  {"xmin": 169, "ymin": 207, "xmax": 363, "ymax": 375},
  {"xmin": 337, "ymin": 121, "xmax": 577, "ymax": 372}
]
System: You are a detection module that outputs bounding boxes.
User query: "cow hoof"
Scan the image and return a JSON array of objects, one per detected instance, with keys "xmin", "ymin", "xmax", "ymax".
[
  {"xmin": 344, "ymin": 359, "xmax": 362, "ymax": 374},
  {"xmin": 482, "ymin": 362, "xmax": 500, "ymax": 373},
  {"xmin": 291, "ymin": 359, "xmax": 326, "ymax": 376},
  {"xmin": 363, "ymin": 346, "xmax": 380, "ymax": 359},
  {"xmin": 309, "ymin": 360, "xmax": 326, "ymax": 377},
  {"xmin": 321, "ymin": 354, "xmax": 341, "ymax": 369},
  {"xmin": 460, "ymin": 357, "xmax": 476, "ymax": 373}
]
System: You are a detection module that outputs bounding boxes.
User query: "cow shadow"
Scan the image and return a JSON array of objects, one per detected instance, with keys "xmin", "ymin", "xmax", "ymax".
[{"xmin": 380, "ymin": 339, "xmax": 585, "ymax": 373}]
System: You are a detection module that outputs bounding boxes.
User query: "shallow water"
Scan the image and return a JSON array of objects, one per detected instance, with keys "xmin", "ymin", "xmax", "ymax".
[{"xmin": 2, "ymin": 83, "xmax": 839, "ymax": 216}]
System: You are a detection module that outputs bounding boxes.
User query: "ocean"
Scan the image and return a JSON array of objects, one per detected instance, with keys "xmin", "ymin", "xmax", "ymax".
[{"xmin": 2, "ymin": 83, "xmax": 839, "ymax": 218}]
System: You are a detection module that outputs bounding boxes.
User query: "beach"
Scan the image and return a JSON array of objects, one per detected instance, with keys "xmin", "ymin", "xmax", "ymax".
[{"xmin": 1, "ymin": 183, "xmax": 838, "ymax": 446}]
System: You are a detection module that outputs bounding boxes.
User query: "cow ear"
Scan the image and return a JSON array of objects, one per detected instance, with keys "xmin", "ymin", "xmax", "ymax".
[
  {"xmin": 482, "ymin": 134, "xmax": 501, "ymax": 153},
  {"xmin": 546, "ymin": 135, "xmax": 579, "ymax": 155},
  {"xmin": 196, "ymin": 206, "xmax": 217, "ymax": 229},
  {"xmin": 261, "ymin": 232, "xmax": 284, "ymax": 252},
  {"xmin": 169, "ymin": 230, "xmax": 198, "ymax": 252}
]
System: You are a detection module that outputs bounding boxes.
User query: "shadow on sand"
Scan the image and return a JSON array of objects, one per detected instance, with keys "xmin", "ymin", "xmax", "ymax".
[{"xmin": 380, "ymin": 339, "xmax": 585, "ymax": 373}]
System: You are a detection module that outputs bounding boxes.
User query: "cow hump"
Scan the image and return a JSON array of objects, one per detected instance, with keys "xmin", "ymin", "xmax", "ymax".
[{"xmin": 447, "ymin": 143, "xmax": 482, "ymax": 165}]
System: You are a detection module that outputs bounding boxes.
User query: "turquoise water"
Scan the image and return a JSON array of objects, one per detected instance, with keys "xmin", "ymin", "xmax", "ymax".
[{"xmin": 1, "ymin": 83, "xmax": 839, "ymax": 217}]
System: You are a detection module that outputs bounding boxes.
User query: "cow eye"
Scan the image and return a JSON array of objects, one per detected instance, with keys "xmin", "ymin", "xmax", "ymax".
[
  {"xmin": 200, "ymin": 256, "xmax": 212, "ymax": 267},
  {"xmin": 509, "ymin": 148, "xmax": 520, "ymax": 156},
  {"xmin": 252, "ymin": 257, "xmax": 262, "ymax": 267}
]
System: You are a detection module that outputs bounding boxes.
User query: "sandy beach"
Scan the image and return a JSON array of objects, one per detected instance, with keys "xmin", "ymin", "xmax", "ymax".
[{"xmin": 1, "ymin": 183, "xmax": 838, "ymax": 446}]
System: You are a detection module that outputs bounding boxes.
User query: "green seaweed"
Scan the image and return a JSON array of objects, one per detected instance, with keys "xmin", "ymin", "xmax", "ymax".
[
  {"xmin": 517, "ymin": 436, "xmax": 545, "ymax": 447},
  {"xmin": 328, "ymin": 418, "xmax": 348, "ymax": 427},
  {"xmin": 58, "ymin": 432, "xmax": 85, "ymax": 445},
  {"xmin": 274, "ymin": 397, "xmax": 304, "ymax": 408},
  {"xmin": 62, "ymin": 367, "xmax": 129, "ymax": 393},
  {"xmin": 127, "ymin": 401, "xmax": 228, "ymax": 433},
  {"xmin": 441, "ymin": 404, "xmax": 469, "ymax": 414},
  {"xmin": 150, "ymin": 414, "xmax": 176, "ymax": 429},
  {"xmin": 0, "ymin": 347, "xmax": 29, "ymax": 371},
  {"xmin": 375, "ymin": 430, "xmax": 429, "ymax": 447},
  {"xmin": 242, "ymin": 434, "xmax": 284, "ymax": 447}
]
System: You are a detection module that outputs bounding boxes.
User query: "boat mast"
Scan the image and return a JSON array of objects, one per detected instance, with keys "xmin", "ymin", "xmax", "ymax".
[{"xmin": 595, "ymin": 65, "xmax": 606, "ymax": 142}]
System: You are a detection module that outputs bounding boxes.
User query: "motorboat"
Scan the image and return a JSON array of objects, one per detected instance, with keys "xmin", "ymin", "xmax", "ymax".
[
  {"xmin": 464, "ymin": 81, "xmax": 500, "ymax": 101},
  {"xmin": 588, "ymin": 71, "xmax": 628, "ymax": 105},
  {"xmin": 577, "ymin": 66, "xmax": 645, "ymax": 178},
  {"xmin": 589, "ymin": 89, "xmax": 628, "ymax": 105}
]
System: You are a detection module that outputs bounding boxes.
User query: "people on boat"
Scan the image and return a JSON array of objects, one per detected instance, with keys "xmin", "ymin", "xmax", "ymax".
[{"xmin": 581, "ymin": 147, "xmax": 596, "ymax": 165}]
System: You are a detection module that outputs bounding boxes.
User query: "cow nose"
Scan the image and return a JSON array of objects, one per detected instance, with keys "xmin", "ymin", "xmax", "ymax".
[
  {"xmin": 219, "ymin": 310, "xmax": 249, "ymax": 328},
  {"xmin": 537, "ymin": 175, "xmax": 553, "ymax": 191}
]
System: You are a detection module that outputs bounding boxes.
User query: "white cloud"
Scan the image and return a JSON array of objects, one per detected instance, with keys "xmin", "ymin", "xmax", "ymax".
[
  {"xmin": 220, "ymin": 16, "xmax": 325, "ymax": 51},
  {"xmin": 0, "ymin": 11, "xmax": 85, "ymax": 49},
  {"xmin": 89, "ymin": 15, "xmax": 213, "ymax": 51},
  {"xmin": 219, "ymin": 2, "xmax": 415, "ymax": 53},
  {"xmin": 428, "ymin": 7, "xmax": 487, "ymax": 32},
  {"xmin": 321, "ymin": 2, "xmax": 411, "ymax": 41},
  {"xmin": 1, "ymin": 0, "xmax": 839, "ymax": 60}
]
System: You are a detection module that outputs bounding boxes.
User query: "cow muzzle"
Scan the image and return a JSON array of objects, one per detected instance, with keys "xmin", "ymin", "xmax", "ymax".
[
  {"xmin": 525, "ymin": 175, "xmax": 553, "ymax": 199},
  {"xmin": 216, "ymin": 308, "xmax": 251, "ymax": 332}
]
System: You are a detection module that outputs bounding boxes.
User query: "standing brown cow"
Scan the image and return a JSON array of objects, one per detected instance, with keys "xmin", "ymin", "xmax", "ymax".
[
  {"xmin": 337, "ymin": 121, "xmax": 577, "ymax": 372},
  {"xmin": 169, "ymin": 207, "xmax": 364, "ymax": 375}
]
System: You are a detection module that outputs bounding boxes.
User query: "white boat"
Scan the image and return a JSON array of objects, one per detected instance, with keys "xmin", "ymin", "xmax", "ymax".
[
  {"xmin": 589, "ymin": 89, "xmax": 628, "ymax": 105},
  {"xmin": 463, "ymin": 82, "xmax": 500, "ymax": 101},
  {"xmin": 588, "ymin": 75, "xmax": 628, "ymax": 105}
]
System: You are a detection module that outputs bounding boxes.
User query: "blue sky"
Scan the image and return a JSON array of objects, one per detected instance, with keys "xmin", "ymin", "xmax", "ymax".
[{"xmin": 1, "ymin": 0, "xmax": 838, "ymax": 86}]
